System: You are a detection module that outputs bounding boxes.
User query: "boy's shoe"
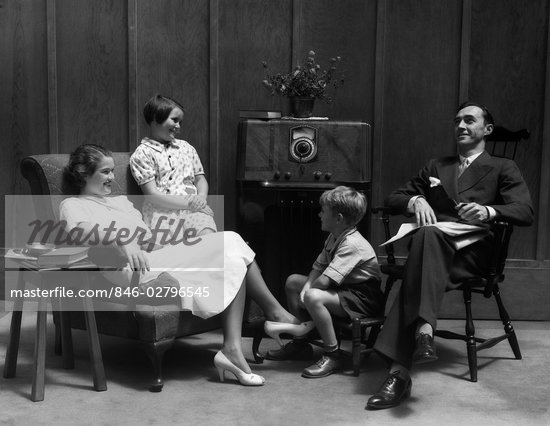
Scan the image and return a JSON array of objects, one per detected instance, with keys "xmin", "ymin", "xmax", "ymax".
[
  {"xmin": 265, "ymin": 341, "xmax": 313, "ymax": 361},
  {"xmin": 301, "ymin": 353, "xmax": 342, "ymax": 378}
]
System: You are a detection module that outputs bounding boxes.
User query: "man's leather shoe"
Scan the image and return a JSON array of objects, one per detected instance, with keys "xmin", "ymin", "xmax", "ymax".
[
  {"xmin": 412, "ymin": 333, "xmax": 438, "ymax": 364},
  {"xmin": 266, "ymin": 341, "xmax": 313, "ymax": 361},
  {"xmin": 301, "ymin": 354, "xmax": 341, "ymax": 378},
  {"xmin": 366, "ymin": 371, "xmax": 412, "ymax": 410}
]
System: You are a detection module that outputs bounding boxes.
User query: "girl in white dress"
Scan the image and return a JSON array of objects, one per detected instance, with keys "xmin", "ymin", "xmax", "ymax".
[{"xmin": 61, "ymin": 144, "xmax": 313, "ymax": 386}]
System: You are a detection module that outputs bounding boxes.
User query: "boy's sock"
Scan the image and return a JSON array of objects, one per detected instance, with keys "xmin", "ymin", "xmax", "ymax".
[{"xmin": 323, "ymin": 343, "xmax": 339, "ymax": 357}]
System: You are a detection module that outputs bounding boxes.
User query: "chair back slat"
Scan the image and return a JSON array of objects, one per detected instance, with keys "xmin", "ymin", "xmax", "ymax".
[{"xmin": 485, "ymin": 126, "xmax": 529, "ymax": 160}]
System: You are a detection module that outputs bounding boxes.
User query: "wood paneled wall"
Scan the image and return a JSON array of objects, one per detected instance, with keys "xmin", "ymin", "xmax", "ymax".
[
  {"xmin": 469, "ymin": 0, "xmax": 548, "ymax": 261},
  {"xmin": 2, "ymin": 0, "xmax": 549, "ymax": 317}
]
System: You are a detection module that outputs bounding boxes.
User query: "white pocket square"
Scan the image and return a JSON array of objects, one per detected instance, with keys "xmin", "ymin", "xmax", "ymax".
[{"xmin": 429, "ymin": 177, "xmax": 441, "ymax": 187}]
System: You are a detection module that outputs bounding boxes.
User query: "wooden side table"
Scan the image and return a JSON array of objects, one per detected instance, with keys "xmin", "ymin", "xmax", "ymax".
[{"xmin": 3, "ymin": 256, "xmax": 107, "ymax": 401}]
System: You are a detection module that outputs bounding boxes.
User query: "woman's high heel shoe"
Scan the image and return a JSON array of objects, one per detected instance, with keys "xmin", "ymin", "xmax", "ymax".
[
  {"xmin": 264, "ymin": 321, "xmax": 315, "ymax": 346},
  {"xmin": 213, "ymin": 351, "xmax": 265, "ymax": 386}
]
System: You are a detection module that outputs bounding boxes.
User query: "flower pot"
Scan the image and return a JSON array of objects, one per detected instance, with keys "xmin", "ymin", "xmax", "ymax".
[{"xmin": 290, "ymin": 97, "xmax": 315, "ymax": 118}]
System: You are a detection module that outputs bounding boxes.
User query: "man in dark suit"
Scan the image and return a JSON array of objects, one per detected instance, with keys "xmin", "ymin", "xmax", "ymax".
[{"xmin": 366, "ymin": 102, "xmax": 534, "ymax": 410}]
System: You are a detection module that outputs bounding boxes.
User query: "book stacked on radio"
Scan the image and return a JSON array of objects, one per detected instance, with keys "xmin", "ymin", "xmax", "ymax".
[{"xmin": 239, "ymin": 110, "xmax": 282, "ymax": 120}]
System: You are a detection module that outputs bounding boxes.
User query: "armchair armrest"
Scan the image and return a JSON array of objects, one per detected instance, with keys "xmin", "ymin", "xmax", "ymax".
[
  {"xmin": 87, "ymin": 246, "xmax": 127, "ymax": 268},
  {"xmin": 372, "ymin": 208, "xmax": 514, "ymax": 295},
  {"xmin": 87, "ymin": 246, "xmax": 140, "ymax": 285}
]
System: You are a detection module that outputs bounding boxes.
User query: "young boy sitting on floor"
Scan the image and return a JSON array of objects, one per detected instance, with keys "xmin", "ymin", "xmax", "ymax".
[{"xmin": 265, "ymin": 186, "xmax": 384, "ymax": 378}]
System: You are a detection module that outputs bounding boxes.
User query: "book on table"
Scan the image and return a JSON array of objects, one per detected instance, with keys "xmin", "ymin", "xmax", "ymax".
[
  {"xmin": 381, "ymin": 222, "xmax": 489, "ymax": 250},
  {"xmin": 281, "ymin": 116, "xmax": 329, "ymax": 121},
  {"xmin": 4, "ymin": 248, "xmax": 38, "ymax": 262},
  {"xmin": 239, "ymin": 110, "xmax": 282, "ymax": 119},
  {"xmin": 36, "ymin": 247, "xmax": 90, "ymax": 267}
]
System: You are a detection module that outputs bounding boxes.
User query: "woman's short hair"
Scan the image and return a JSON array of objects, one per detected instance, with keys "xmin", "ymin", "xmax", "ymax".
[
  {"xmin": 143, "ymin": 94, "xmax": 185, "ymax": 125},
  {"xmin": 62, "ymin": 144, "xmax": 112, "ymax": 195},
  {"xmin": 319, "ymin": 186, "xmax": 367, "ymax": 225}
]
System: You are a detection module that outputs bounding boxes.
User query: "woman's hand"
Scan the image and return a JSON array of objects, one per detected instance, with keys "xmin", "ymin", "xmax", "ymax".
[
  {"xmin": 187, "ymin": 194, "xmax": 208, "ymax": 212},
  {"xmin": 118, "ymin": 243, "xmax": 149, "ymax": 273}
]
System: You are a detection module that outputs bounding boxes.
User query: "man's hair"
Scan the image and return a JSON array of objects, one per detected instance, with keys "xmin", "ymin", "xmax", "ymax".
[
  {"xmin": 319, "ymin": 186, "xmax": 367, "ymax": 225},
  {"xmin": 62, "ymin": 144, "xmax": 112, "ymax": 195},
  {"xmin": 457, "ymin": 101, "xmax": 494, "ymax": 126},
  {"xmin": 143, "ymin": 94, "xmax": 185, "ymax": 125}
]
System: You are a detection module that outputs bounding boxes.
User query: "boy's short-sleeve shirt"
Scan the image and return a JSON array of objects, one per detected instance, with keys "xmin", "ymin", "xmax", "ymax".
[
  {"xmin": 312, "ymin": 227, "xmax": 381, "ymax": 286},
  {"xmin": 130, "ymin": 137, "xmax": 204, "ymax": 196}
]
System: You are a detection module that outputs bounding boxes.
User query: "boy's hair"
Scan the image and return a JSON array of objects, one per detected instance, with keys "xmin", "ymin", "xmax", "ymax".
[
  {"xmin": 143, "ymin": 94, "xmax": 185, "ymax": 125},
  {"xmin": 62, "ymin": 144, "xmax": 112, "ymax": 195},
  {"xmin": 319, "ymin": 186, "xmax": 367, "ymax": 225}
]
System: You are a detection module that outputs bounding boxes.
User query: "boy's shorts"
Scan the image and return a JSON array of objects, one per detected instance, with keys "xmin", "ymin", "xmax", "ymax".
[{"xmin": 335, "ymin": 278, "xmax": 384, "ymax": 320}]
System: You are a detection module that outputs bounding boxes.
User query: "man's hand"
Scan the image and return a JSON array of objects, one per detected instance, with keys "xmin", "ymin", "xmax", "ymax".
[
  {"xmin": 456, "ymin": 202, "xmax": 488, "ymax": 223},
  {"xmin": 413, "ymin": 197, "xmax": 437, "ymax": 226}
]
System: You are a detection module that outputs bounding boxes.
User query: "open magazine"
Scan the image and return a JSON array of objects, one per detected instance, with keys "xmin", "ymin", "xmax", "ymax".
[{"xmin": 380, "ymin": 222, "xmax": 489, "ymax": 250}]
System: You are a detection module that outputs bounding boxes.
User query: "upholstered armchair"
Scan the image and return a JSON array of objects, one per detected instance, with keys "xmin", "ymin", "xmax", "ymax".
[{"xmin": 20, "ymin": 153, "xmax": 221, "ymax": 392}]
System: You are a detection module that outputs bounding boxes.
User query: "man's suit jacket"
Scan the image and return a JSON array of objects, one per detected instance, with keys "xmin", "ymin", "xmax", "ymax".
[{"xmin": 385, "ymin": 150, "xmax": 534, "ymax": 226}]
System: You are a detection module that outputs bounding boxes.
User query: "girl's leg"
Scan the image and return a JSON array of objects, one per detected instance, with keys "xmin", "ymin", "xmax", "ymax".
[
  {"xmin": 303, "ymin": 288, "xmax": 347, "ymax": 348},
  {"xmin": 245, "ymin": 261, "xmax": 300, "ymax": 324},
  {"xmin": 264, "ymin": 274, "xmax": 312, "ymax": 361},
  {"xmin": 220, "ymin": 279, "xmax": 251, "ymax": 373}
]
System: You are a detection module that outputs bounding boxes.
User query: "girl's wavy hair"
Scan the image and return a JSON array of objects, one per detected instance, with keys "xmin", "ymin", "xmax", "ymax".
[
  {"xmin": 319, "ymin": 186, "xmax": 367, "ymax": 225},
  {"xmin": 62, "ymin": 144, "xmax": 112, "ymax": 195}
]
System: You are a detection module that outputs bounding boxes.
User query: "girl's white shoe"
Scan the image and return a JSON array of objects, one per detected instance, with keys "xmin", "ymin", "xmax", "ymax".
[
  {"xmin": 214, "ymin": 351, "xmax": 265, "ymax": 386},
  {"xmin": 263, "ymin": 320, "xmax": 315, "ymax": 346}
]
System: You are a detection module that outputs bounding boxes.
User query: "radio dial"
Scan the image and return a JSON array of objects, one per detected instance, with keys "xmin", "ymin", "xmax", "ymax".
[
  {"xmin": 313, "ymin": 171, "xmax": 322, "ymax": 180},
  {"xmin": 284, "ymin": 172, "xmax": 292, "ymax": 180},
  {"xmin": 289, "ymin": 136, "xmax": 317, "ymax": 163},
  {"xmin": 273, "ymin": 171, "xmax": 281, "ymax": 180},
  {"xmin": 324, "ymin": 172, "xmax": 332, "ymax": 180}
]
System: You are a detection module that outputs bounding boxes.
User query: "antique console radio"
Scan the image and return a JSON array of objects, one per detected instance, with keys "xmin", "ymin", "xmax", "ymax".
[
  {"xmin": 237, "ymin": 119, "xmax": 372, "ymax": 310},
  {"xmin": 237, "ymin": 120, "xmax": 370, "ymax": 184}
]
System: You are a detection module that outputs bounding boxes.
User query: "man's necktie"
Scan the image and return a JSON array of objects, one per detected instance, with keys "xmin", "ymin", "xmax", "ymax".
[{"xmin": 458, "ymin": 158, "xmax": 470, "ymax": 178}]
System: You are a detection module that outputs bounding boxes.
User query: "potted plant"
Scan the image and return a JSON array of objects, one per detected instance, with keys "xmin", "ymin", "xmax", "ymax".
[{"xmin": 262, "ymin": 50, "xmax": 343, "ymax": 118}]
